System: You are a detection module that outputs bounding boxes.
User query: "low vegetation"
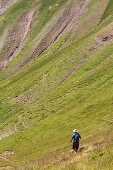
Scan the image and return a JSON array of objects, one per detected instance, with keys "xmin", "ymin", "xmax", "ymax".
[{"xmin": 0, "ymin": 0, "xmax": 113, "ymax": 169}]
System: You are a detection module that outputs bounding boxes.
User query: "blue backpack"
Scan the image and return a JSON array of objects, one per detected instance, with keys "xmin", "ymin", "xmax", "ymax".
[{"xmin": 75, "ymin": 133, "xmax": 79, "ymax": 143}]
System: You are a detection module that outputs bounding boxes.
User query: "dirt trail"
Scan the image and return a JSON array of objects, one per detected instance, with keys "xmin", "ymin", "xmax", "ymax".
[
  {"xmin": 0, "ymin": 123, "xmax": 26, "ymax": 140},
  {"xmin": 19, "ymin": 145, "xmax": 92, "ymax": 169},
  {"xmin": 14, "ymin": 123, "xmax": 18, "ymax": 132},
  {"xmin": 0, "ymin": 115, "xmax": 27, "ymax": 140},
  {"xmin": 0, "ymin": 0, "xmax": 18, "ymax": 16}
]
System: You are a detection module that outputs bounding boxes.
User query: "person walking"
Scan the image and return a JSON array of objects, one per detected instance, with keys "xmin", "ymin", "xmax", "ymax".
[{"xmin": 70, "ymin": 129, "xmax": 81, "ymax": 153}]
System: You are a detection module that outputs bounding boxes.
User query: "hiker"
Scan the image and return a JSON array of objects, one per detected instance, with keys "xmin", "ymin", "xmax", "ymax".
[{"xmin": 70, "ymin": 129, "xmax": 81, "ymax": 153}]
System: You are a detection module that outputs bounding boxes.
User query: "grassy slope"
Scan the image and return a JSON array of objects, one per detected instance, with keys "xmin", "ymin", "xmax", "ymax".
[
  {"xmin": 0, "ymin": 0, "xmax": 68, "ymax": 73},
  {"xmin": 0, "ymin": 0, "xmax": 113, "ymax": 169}
]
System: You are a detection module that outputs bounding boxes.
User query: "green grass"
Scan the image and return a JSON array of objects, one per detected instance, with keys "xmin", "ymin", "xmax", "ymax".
[
  {"xmin": 101, "ymin": 0, "xmax": 113, "ymax": 21},
  {"xmin": 0, "ymin": 0, "xmax": 113, "ymax": 169},
  {"xmin": 29, "ymin": 0, "xmax": 68, "ymax": 40},
  {"xmin": 0, "ymin": 0, "xmax": 32, "ymax": 36},
  {"xmin": 0, "ymin": 0, "xmax": 69, "ymax": 77}
]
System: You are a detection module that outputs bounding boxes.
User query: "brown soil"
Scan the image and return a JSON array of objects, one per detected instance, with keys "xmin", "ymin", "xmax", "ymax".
[
  {"xmin": 10, "ymin": 0, "xmax": 91, "ymax": 69},
  {"xmin": 95, "ymin": 17, "xmax": 113, "ymax": 44},
  {"xmin": 35, "ymin": 0, "xmax": 90, "ymax": 55},
  {"xmin": 96, "ymin": 33, "xmax": 113, "ymax": 44},
  {"xmin": 0, "ymin": 166, "xmax": 11, "ymax": 169},
  {"xmin": 0, "ymin": 150, "xmax": 15, "ymax": 158},
  {"xmin": 0, "ymin": 9, "xmax": 35, "ymax": 69},
  {"xmin": 14, "ymin": 123, "xmax": 18, "ymax": 132},
  {"xmin": 0, "ymin": 0, "xmax": 18, "ymax": 16},
  {"xmin": 0, "ymin": 0, "xmax": 92, "ymax": 70}
]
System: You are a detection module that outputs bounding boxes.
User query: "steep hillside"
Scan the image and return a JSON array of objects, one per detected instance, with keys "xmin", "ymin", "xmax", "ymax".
[{"xmin": 0, "ymin": 0, "xmax": 113, "ymax": 169}]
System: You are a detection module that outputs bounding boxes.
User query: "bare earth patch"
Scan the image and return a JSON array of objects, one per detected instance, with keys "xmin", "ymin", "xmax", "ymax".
[
  {"xmin": 0, "ymin": 150, "xmax": 15, "ymax": 159},
  {"xmin": 0, "ymin": 166, "xmax": 11, "ymax": 169},
  {"xmin": 0, "ymin": 9, "xmax": 35, "ymax": 69},
  {"xmin": 26, "ymin": 0, "xmax": 91, "ymax": 64},
  {"xmin": 0, "ymin": 129, "xmax": 14, "ymax": 140},
  {"xmin": 0, "ymin": 0, "xmax": 19, "ymax": 16},
  {"xmin": 95, "ymin": 21, "xmax": 113, "ymax": 44}
]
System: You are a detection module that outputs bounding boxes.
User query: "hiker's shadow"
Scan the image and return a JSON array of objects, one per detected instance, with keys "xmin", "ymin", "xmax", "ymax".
[{"xmin": 79, "ymin": 147, "xmax": 85, "ymax": 152}]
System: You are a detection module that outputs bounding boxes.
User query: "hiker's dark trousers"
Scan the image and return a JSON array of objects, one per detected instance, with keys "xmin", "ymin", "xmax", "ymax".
[{"xmin": 73, "ymin": 142, "xmax": 79, "ymax": 152}]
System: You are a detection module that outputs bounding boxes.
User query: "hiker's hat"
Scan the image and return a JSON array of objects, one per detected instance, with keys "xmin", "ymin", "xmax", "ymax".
[{"xmin": 73, "ymin": 129, "xmax": 78, "ymax": 132}]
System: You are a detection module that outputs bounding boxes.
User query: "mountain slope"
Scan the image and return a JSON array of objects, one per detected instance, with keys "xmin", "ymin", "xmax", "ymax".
[{"xmin": 0, "ymin": 0, "xmax": 113, "ymax": 169}]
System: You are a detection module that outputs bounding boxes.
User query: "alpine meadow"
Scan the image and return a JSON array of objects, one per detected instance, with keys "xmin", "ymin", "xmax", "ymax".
[{"xmin": 0, "ymin": 0, "xmax": 113, "ymax": 169}]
